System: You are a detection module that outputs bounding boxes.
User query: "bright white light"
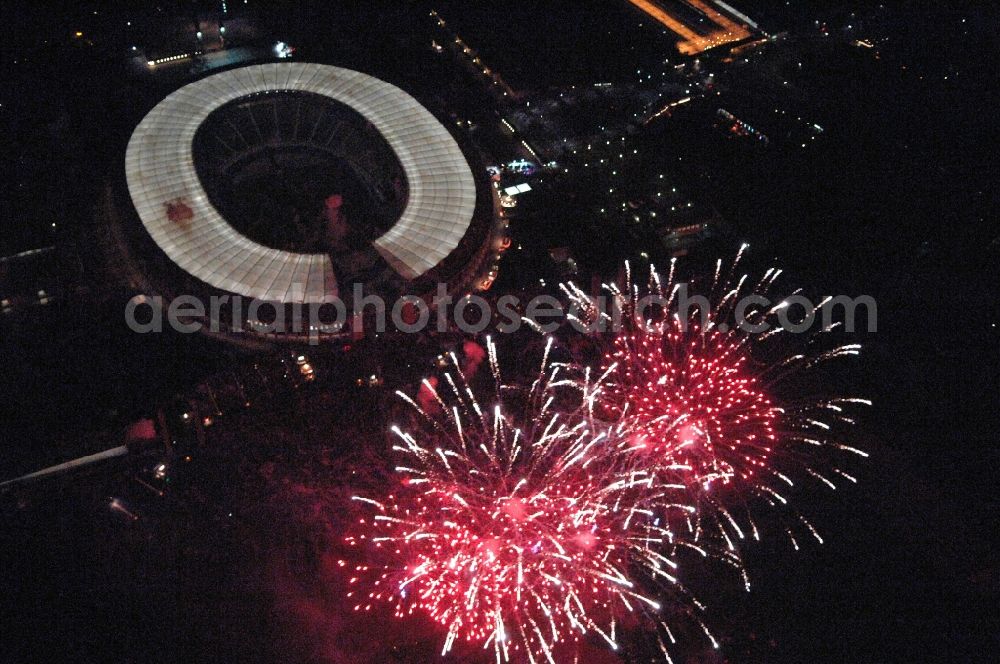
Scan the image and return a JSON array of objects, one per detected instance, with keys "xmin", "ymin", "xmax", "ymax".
[{"xmin": 274, "ymin": 41, "xmax": 293, "ymax": 58}]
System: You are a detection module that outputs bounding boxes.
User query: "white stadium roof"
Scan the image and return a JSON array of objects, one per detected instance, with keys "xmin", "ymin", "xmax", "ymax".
[{"xmin": 125, "ymin": 63, "xmax": 477, "ymax": 303}]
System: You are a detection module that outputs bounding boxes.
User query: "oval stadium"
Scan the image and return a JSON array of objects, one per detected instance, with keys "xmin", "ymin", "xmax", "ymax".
[{"xmin": 104, "ymin": 62, "xmax": 503, "ymax": 345}]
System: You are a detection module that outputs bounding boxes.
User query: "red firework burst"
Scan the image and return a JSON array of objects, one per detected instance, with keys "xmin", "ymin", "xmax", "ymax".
[
  {"xmin": 344, "ymin": 339, "xmax": 705, "ymax": 662},
  {"xmin": 562, "ymin": 249, "xmax": 870, "ymax": 550},
  {"xmin": 602, "ymin": 317, "xmax": 778, "ymax": 491}
]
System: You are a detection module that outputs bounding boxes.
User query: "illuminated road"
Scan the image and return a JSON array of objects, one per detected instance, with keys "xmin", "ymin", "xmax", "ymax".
[
  {"xmin": 626, "ymin": 0, "xmax": 753, "ymax": 55},
  {"xmin": 687, "ymin": 0, "xmax": 752, "ymax": 40}
]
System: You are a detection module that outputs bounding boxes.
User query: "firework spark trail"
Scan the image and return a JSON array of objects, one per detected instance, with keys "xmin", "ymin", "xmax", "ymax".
[
  {"xmin": 345, "ymin": 338, "xmax": 714, "ymax": 662},
  {"xmin": 561, "ymin": 248, "xmax": 869, "ymax": 553}
]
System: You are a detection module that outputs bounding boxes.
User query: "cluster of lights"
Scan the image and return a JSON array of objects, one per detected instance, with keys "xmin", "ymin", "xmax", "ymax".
[
  {"xmin": 147, "ymin": 52, "xmax": 200, "ymax": 67},
  {"xmin": 519, "ymin": 139, "xmax": 539, "ymax": 160},
  {"xmin": 437, "ymin": 18, "xmax": 512, "ymax": 96},
  {"xmin": 718, "ymin": 108, "xmax": 769, "ymax": 144},
  {"xmin": 626, "ymin": 0, "xmax": 753, "ymax": 55}
]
